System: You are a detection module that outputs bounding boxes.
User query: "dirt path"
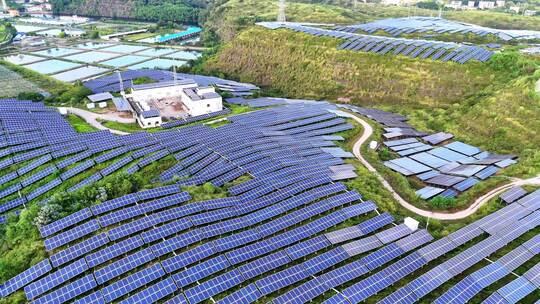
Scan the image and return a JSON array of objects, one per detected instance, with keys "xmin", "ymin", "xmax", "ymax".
[{"xmin": 341, "ymin": 111, "xmax": 540, "ymax": 220}]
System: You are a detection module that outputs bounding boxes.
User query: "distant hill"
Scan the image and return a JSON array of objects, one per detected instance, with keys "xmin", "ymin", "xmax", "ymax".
[
  {"xmin": 201, "ymin": 26, "xmax": 540, "ymax": 176},
  {"xmin": 49, "ymin": 0, "xmax": 205, "ymax": 23}
]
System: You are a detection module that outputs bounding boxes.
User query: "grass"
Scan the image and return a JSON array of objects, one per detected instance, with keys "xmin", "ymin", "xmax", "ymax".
[
  {"xmin": 65, "ymin": 114, "xmax": 99, "ymax": 133},
  {"xmin": 202, "ymin": 27, "xmax": 540, "ymax": 181},
  {"xmin": 0, "ymin": 65, "xmax": 46, "ymax": 98},
  {"xmin": 100, "ymin": 119, "xmax": 144, "ymax": 133},
  {"xmin": 0, "ymin": 60, "xmax": 70, "ymax": 96},
  {"xmin": 204, "ymin": 0, "xmax": 540, "ymax": 42}
]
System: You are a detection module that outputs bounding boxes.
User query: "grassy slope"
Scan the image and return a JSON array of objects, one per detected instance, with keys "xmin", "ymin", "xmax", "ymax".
[
  {"xmin": 66, "ymin": 114, "xmax": 100, "ymax": 133},
  {"xmin": 202, "ymin": 27, "xmax": 540, "ymax": 209},
  {"xmin": 204, "ymin": 0, "xmax": 540, "ymax": 42}
]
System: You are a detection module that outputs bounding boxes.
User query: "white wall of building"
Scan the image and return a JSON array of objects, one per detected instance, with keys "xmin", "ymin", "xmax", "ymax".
[{"xmin": 136, "ymin": 116, "xmax": 162, "ymax": 129}]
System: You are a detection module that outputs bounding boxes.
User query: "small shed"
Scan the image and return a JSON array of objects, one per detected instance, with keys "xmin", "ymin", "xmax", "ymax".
[{"xmin": 88, "ymin": 92, "xmax": 113, "ymax": 103}]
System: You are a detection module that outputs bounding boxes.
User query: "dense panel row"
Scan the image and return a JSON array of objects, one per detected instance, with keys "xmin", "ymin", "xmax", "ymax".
[
  {"xmin": 335, "ymin": 17, "xmax": 540, "ymax": 41},
  {"xmin": 257, "ymin": 22, "xmax": 493, "ymax": 63}
]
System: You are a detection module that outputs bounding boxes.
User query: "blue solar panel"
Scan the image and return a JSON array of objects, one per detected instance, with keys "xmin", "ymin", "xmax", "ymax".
[
  {"xmin": 40, "ymin": 208, "xmax": 93, "ymax": 238},
  {"xmin": 33, "ymin": 274, "xmax": 97, "ymax": 304},
  {"xmin": 24, "ymin": 258, "xmax": 88, "ymax": 300},
  {"xmin": 44, "ymin": 219, "xmax": 101, "ymax": 251},
  {"xmin": 216, "ymin": 283, "xmax": 261, "ymax": 304},
  {"xmin": 184, "ymin": 269, "xmax": 245, "ymax": 304},
  {"xmin": 50, "ymin": 233, "xmax": 109, "ymax": 267},
  {"xmin": 1, "ymin": 259, "xmax": 51, "ymax": 297},
  {"xmin": 162, "ymin": 243, "xmax": 216, "ymax": 273},
  {"xmin": 101, "ymin": 263, "xmax": 165, "ymax": 303},
  {"xmin": 94, "ymin": 247, "xmax": 155, "ymax": 285},
  {"xmin": 90, "ymin": 193, "xmax": 139, "ymax": 215},
  {"xmin": 120, "ymin": 277, "xmax": 177, "ymax": 304}
]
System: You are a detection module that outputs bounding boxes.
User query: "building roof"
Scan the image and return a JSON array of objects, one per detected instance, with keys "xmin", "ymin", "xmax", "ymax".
[
  {"xmin": 132, "ymin": 79, "xmax": 196, "ymax": 91},
  {"xmin": 202, "ymin": 92, "xmax": 221, "ymax": 99},
  {"xmin": 183, "ymin": 88, "xmax": 221, "ymax": 101},
  {"xmin": 87, "ymin": 92, "xmax": 113, "ymax": 103},
  {"xmin": 141, "ymin": 109, "xmax": 160, "ymax": 119}
]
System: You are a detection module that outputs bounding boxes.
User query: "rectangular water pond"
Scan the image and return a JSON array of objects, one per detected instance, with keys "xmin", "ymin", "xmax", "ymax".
[
  {"xmin": 52, "ymin": 66, "xmax": 110, "ymax": 82},
  {"xmin": 127, "ymin": 58, "xmax": 187, "ymax": 70},
  {"xmin": 32, "ymin": 48, "xmax": 85, "ymax": 58},
  {"xmin": 3, "ymin": 54, "xmax": 46, "ymax": 65},
  {"xmin": 135, "ymin": 48, "xmax": 178, "ymax": 57},
  {"xmin": 164, "ymin": 51, "xmax": 201, "ymax": 61},
  {"xmin": 101, "ymin": 44, "xmax": 150, "ymax": 54},
  {"xmin": 64, "ymin": 51, "xmax": 121, "ymax": 63},
  {"xmin": 14, "ymin": 24, "xmax": 49, "ymax": 33},
  {"xmin": 23, "ymin": 60, "xmax": 81, "ymax": 75},
  {"xmin": 101, "ymin": 55, "xmax": 149, "ymax": 68}
]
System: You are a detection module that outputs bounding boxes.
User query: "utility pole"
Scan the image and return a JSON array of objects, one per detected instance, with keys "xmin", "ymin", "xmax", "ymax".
[
  {"xmin": 277, "ymin": 0, "xmax": 286, "ymax": 23},
  {"xmin": 1, "ymin": 0, "xmax": 8, "ymax": 12}
]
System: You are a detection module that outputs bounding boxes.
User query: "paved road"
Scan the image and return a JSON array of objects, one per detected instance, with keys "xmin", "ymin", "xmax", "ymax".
[
  {"xmin": 341, "ymin": 111, "xmax": 540, "ymax": 220},
  {"xmin": 60, "ymin": 107, "xmax": 133, "ymax": 135}
]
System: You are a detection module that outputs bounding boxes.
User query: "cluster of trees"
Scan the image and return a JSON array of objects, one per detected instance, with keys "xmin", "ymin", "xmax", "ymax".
[
  {"xmin": 0, "ymin": 173, "xmax": 144, "ymax": 291},
  {"xmin": 50, "ymin": 0, "xmax": 202, "ymax": 23}
]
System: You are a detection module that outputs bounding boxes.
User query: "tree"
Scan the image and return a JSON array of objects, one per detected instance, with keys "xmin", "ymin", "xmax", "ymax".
[
  {"xmin": 416, "ymin": 0, "xmax": 440, "ymax": 10},
  {"xmin": 33, "ymin": 204, "xmax": 62, "ymax": 228},
  {"xmin": 88, "ymin": 30, "xmax": 100, "ymax": 39},
  {"xmin": 17, "ymin": 92, "xmax": 44, "ymax": 102}
]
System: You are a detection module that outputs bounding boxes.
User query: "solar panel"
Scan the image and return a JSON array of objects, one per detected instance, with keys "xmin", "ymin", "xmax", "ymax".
[
  {"xmin": 50, "ymin": 233, "xmax": 109, "ymax": 267},
  {"xmin": 40, "ymin": 208, "xmax": 93, "ymax": 238},
  {"xmin": 121, "ymin": 277, "xmax": 177, "ymax": 304},
  {"xmin": 24, "ymin": 258, "xmax": 88, "ymax": 300},
  {"xmin": 217, "ymin": 284, "xmax": 262, "ymax": 304},
  {"xmin": 475, "ymin": 165, "xmax": 500, "ymax": 180},
  {"xmin": 33, "ymin": 274, "xmax": 97, "ymax": 304},
  {"xmin": 44, "ymin": 219, "xmax": 101, "ymax": 251},
  {"xmin": 1, "ymin": 259, "xmax": 52, "ymax": 297},
  {"xmin": 90, "ymin": 193, "xmax": 139, "ymax": 215},
  {"xmin": 101, "ymin": 263, "xmax": 165, "ymax": 303},
  {"xmin": 94, "ymin": 247, "xmax": 155, "ymax": 285},
  {"xmin": 184, "ymin": 269, "xmax": 245, "ymax": 304},
  {"xmin": 500, "ymin": 186, "xmax": 527, "ymax": 204},
  {"xmin": 376, "ymin": 224, "xmax": 413, "ymax": 244}
]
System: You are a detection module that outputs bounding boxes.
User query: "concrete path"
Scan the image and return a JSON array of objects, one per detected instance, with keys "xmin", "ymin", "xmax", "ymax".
[
  {"xmin": 60, "ymin": 107, "xmax": 133, "ymax": 135},
  {"xmin": 342, "ymin": 111, "xmax": 540, "ymax": 220}
]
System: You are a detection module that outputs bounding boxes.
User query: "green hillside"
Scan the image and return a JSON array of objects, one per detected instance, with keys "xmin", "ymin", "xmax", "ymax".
[
  {"xmin": 202, "ymin": 0, "xmax": 540, "ymax": 42},
  {"xmin": 49, "ymin": 0, "xmax": 203, "ymax": 23},
  {"xmin": 201, "ymin": 26, "xmax": 540, "ymax": 176}
]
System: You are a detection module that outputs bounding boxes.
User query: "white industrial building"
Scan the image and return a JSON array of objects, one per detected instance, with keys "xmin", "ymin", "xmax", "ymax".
[
  {"xmin": 122, "ymin": 79, "xmax": 223, "ymax": 129},
  {"xmin": 180, "ymin": 86, "xmax": 223, "ymax": 117}
]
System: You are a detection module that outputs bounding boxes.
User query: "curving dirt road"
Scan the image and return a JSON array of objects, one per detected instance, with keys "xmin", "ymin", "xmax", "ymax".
[{"xmin": 340, "ymin": 111, "xmax": 540, "ymax": 221}]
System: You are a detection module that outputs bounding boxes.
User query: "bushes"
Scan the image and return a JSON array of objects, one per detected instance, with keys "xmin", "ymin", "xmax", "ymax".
[
  {"xmin": 488, "ymin": 51, "xmax": 539, "ymax": 79},
  {"xmin": 16, "ymin": 92, "xmax": 44, "ymax": 102},
  {"xmin": 0, "ymin": 173, "xmax": 144, "ymax": 284},
  {"xmin": 430, "ymin": 196, "xmax": 457, "ymax": 209}
]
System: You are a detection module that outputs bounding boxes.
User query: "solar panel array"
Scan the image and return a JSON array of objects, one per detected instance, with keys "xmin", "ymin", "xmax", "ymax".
[
  {"xmin": 0, "ymin": 96, "xmax": 537, "ymax": 304},
  {"xmin": 4, "ymin": 186, "xmax": 540, "ymax": 304},
  {"xmin": 339, "ymin": 103, "xmax": 517, "ymax": 201},
  {"xmin": 335, "ymin": 17, "xmax": 540, "ymax": 41},
  {"xmin": 83, "ymin": 70, "xmax": 259, "ymax": 95},
  {"xmin": 258, "ymin": 22, "xmax": 493, "ymax": 63}
]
